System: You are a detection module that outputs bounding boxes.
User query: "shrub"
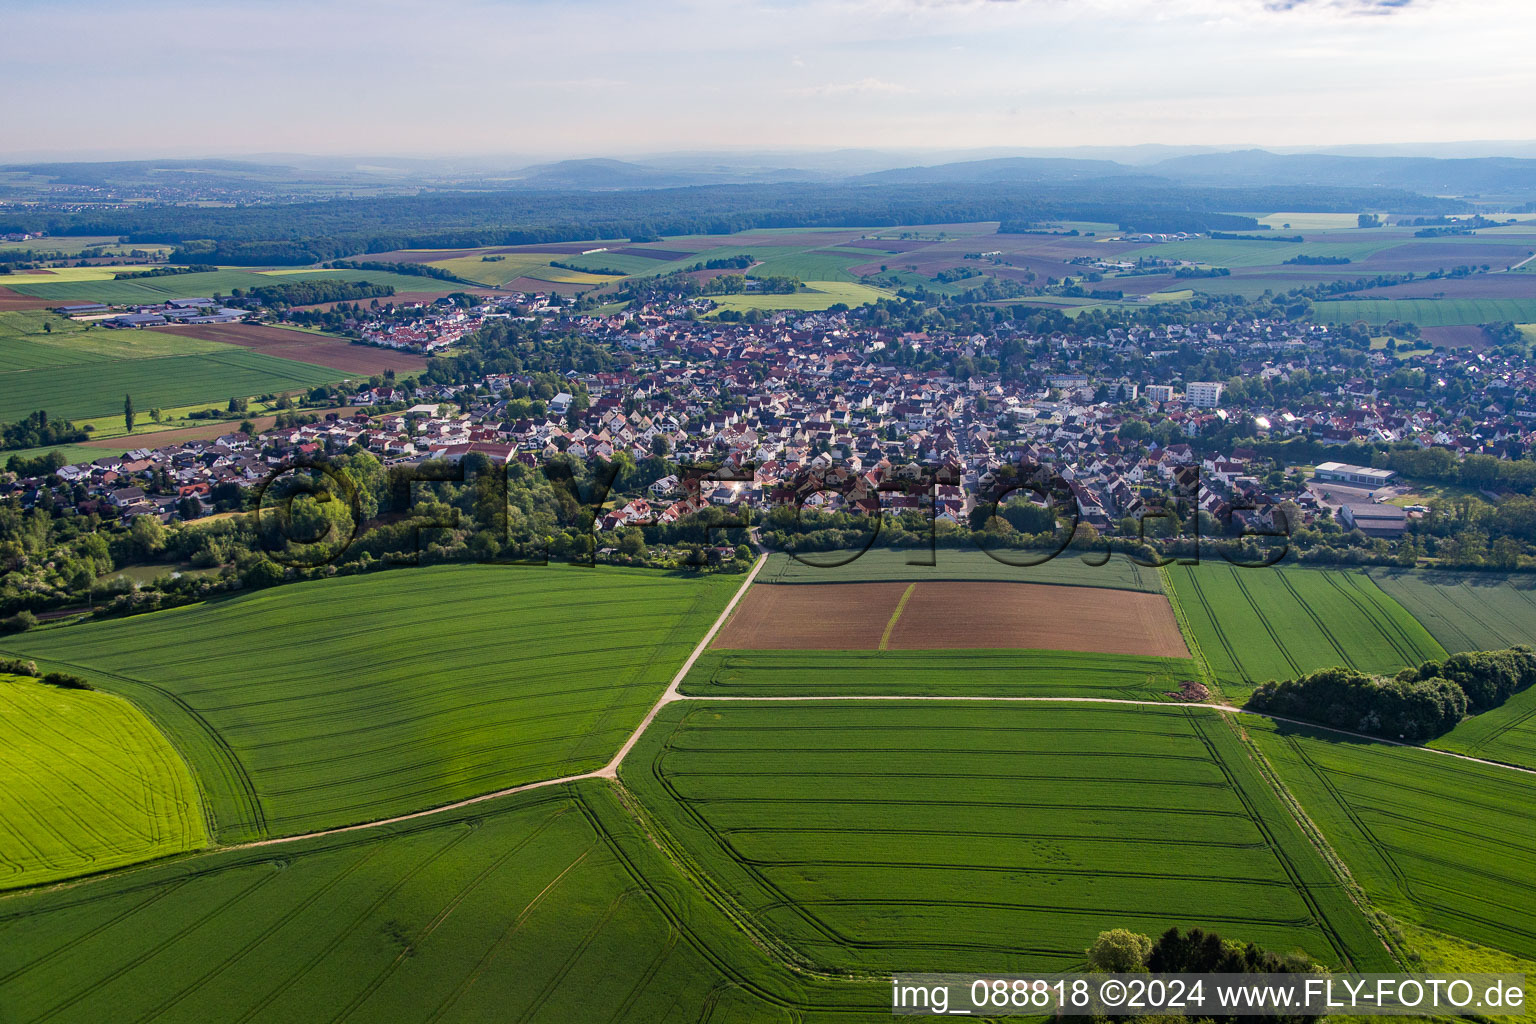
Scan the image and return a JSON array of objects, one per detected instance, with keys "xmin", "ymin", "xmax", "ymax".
[
  {"xmin": 40, "ymin": 671, "xmax": 92, "ymax": 690},
  {"xmin": 1086, "ymin": 929, "xmax": 1153, "ymax": 972},
  {"xmin": 1, "ymin": 610, "xmax": 38, "ymax": 633}
]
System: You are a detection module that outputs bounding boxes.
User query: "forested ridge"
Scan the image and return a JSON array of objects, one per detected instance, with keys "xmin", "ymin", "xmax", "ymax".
[{"xmin": 0, "ymin": 182, "xmax": 1461, "ymax": 265}]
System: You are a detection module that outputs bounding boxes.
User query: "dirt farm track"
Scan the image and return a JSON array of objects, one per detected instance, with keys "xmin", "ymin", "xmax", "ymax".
[{"xmin": 713, "ymin": 581, "xmax": 1191, "ymax": 658}]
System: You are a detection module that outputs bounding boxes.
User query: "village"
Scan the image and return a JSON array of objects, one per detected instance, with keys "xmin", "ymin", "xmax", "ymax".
[{"xmin": 8, "ymin": 293, "xmax": 1535, "ymax": 555}]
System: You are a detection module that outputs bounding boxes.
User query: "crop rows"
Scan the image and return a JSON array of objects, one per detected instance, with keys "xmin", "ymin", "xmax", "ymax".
[
  {"xmin": 622, "ymin": 701, "xmax": 1391, "ymax": 974},
  {"xmin": 0, "ymin": 783, "xmax": 888, "ymax": 1024},
  {"xmin": 1368, "ymin": 568, "xmax": 1536, "ymax": 653},
  {"xmin": 682, "ymin": 647, "xmax": 1196, "ymax": 698},
  {"xmin": 1163, "ymin": 564, "xmax": 1445, "ymax": 698},
  {"xmin": 1430, "ymin": 685, "xmax": 1536, "ymax": 770},
  {"xmin": 3, "ymin": 565, "xmax": 739, "ymax": 840},
  {"xmin": 0, "ymin": 349, "xmax": 343, "ymax": 423},
  {"xmin": 0, "ymin": 675, "xmax": 205, "ymax": 889},
  {"xmin": 1253, "ymin": 719, "xmax": 1536, "ymax": 961}
]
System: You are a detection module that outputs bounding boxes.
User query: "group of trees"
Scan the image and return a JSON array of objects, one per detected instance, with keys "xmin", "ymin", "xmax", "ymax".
[
  {"xmin": 1248, "ymin": 647, "xmax": 1536, "ymax": 740},
  {"xmin": 1085, "ymin": 926, "xmax": 1321, "ymax": 1023},
  {"xmin": 1, "ymin": 410, "xmax": 87, "ymax": 453},
  {"xmin": 328, "ymin": 259, "xmax": 472, "ymax": 284},
  {"xmin": 228, "ymin": 279, "xmax": 394, "ymax": 309}
]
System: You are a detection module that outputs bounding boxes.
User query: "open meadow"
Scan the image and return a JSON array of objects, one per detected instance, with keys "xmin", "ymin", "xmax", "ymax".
[
  {"xmin": 1163, "ymin": 563, "xmax": 1446, "ymax": 698},
  {"xmin": 0, "ymin": 674, "xmax": 206, "ymax": 890},
  {"xmin": 1252, "ymin": 718, "xmax": 1536, "ymax": 962},
  {"xmin": 0, "ymin": 782, "xmax": 886, "ymax": 1024},
  {"xmin": 622, "ymin": 701, "xmax": 1392, "ymax": 974},
  {"xmin": 0, "ymin": 565, "xmax": 739, "ymax": 841}
]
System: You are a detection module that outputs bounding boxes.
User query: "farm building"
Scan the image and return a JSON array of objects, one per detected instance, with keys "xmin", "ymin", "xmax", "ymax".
[
  {"xmin": 1340, "ymin": 503, "xmax": 1407, "ymax": 538},
  {"xmin": 1316, "ymin": 462, "xmax": 1397, "ymax": 487}
]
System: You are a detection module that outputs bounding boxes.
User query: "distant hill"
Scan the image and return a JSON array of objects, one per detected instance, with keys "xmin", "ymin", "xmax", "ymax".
[
  {"xmin": 851, "ymin": 157, "xmax": 1154, "ymax": 185},
  {"xmin": 1147, "ymin": 150, "xmax": 1536, "ymax": 194},
  {"xmin": 503, "ymin": 157, "xmax": 820, "ymax": 189},
  {"xmin": 843, "ymin": 149, "xmax": 1536, "ymax": 196}
]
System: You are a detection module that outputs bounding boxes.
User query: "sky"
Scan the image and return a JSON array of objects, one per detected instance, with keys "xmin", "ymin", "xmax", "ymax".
[{"xmin": 5, "ymin": 0, "xmax": 1535, "ymax": 160}]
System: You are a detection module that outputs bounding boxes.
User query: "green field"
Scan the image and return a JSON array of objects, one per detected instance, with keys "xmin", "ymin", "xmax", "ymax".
[
  {"xmin": 622, "ymin": 701, "xmax": 1392, "ymax": 972},
  {"xmin": 5, "ymin": 267, "xmax": 460, "ymax": 305},
  {"xmin": 1368, "ymin": 568, "xmax": 1536, "ymax": 652},
  {"xmin": 706, "ymin": 280, "xmax": 895, "ymax": 313},
  {"xmin": 683, "ymin": 647, "xmax": 1197, "ymax": 699},
  {"xmin": 1314, "ymin": 297, "xmax": 1536, "ymax": 326},
  {"xmin": 0, "ymin": 347, "xmax": 344, "ymax": 423},
  {"xmin": 1163, "ymin": 564, "xmax": 1446, "ymax": 698},
  {"xmin": 0, "ymin": 309, "xmax": 226, "ymax": 369},
  {"xmin": 551, "ymin": 251, "xmax": 664, "ymax": 276},
  {"xmin": 1254, "ymin": 213, "xmax": 1366, "ymax": 231},
  {"xmin": 3, "ymin": 443, "xmax": 105, "ymax": 468},
  {"xmin": 0, "ymin": 782, "xmax": 886, "ymax": 1024},
  {"xmin": 423, "ymin": 253, "xmax": 566, "ymax": 285},
  {"xmin": 761, "ymin": 547, "xmax": 1165, "ymax": 591},
  {"xmin": 1430, "ymin": 686, "xmax": 1536, "ymax": 769},
  {"xmin": 0, "ymin": 236, "xmax": 173, "ymax": 256},
  {"xmin": 0, "ymin": 674, "xmax": 206, "ymax": 890},
  {"xmin": 746, "ymin": 250, "xmax": 866, "ymax": 283},
  {"xmin": 1, "ymin": 565, "xmax": 740, "ymax": 841},
  {"xmin": 1253, "ymin": 719, "xmax": 1536, "ymax": 961}
]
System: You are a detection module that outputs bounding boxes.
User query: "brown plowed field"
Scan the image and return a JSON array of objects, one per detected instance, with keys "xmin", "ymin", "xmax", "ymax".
[
  {"xmin": 714, "ymin": 580, "xmax": 1190, "ymax": 657},
  {"xmin": 713, "ymin": 582, "xmax": 910, "ymax": 649},
  {"xmin": 888, "ymin": 581, "xmax": 1189, "ymax": 656},
  {"xmin": 0, "ymin": 285, "xmax": 53, "ymax": 310},
  {"xmin": 157, "ymin": 323, "xmax": 427, "ymax": 374}
]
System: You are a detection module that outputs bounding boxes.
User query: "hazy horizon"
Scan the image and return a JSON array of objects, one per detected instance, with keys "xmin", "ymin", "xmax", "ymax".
[{"xmin": 7, "ymin": 0, "xmax": 1535, "ymax": 161}]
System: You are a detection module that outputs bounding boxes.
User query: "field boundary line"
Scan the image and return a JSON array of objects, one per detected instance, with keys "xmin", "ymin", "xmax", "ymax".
[
  {"xmin": 1218, "ymin": 711, "xmax": 1402, "ymax": 970},
  {"xmin": 596, "ymin": 554, "xmax": 767, "ymax": 779},
  {"xmin": 1157, "ymin": 565, "xmax": 1219, "ymax": 693},
  {"xmin": 878, "ymin": 584, "xmax": 917, "ymax": 650}
]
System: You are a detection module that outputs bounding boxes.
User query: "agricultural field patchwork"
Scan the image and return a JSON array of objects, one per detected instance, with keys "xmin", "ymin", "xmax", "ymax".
[
  {"xmin": 1252, "ymin": 719, "xmax": 1536, "ymax": 961},
  {"xmin": 0, "ymin": 782, "xmax": 886, "ymax": 1024},
  {"xmin": 623, "ymin": 702, "xmax": 1392, "ymax": 973},
  {"xmin": 1, "ymin": 565, "xmax": 740, "ymax": 841},
  {"xmin": 3, "ymin": 267, "xmax": 462, "ymax": 305},
  {"xmin": 1367, "ymin": 568, "xmax": 1536, "ymax": 652},
  {"xmin": 0, "ymin": 674, "xmax": 206, "ymax": 890},
  {"xmin": 1163, "ymin": 563, "xmax": 1446, "ymax": 699}
]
